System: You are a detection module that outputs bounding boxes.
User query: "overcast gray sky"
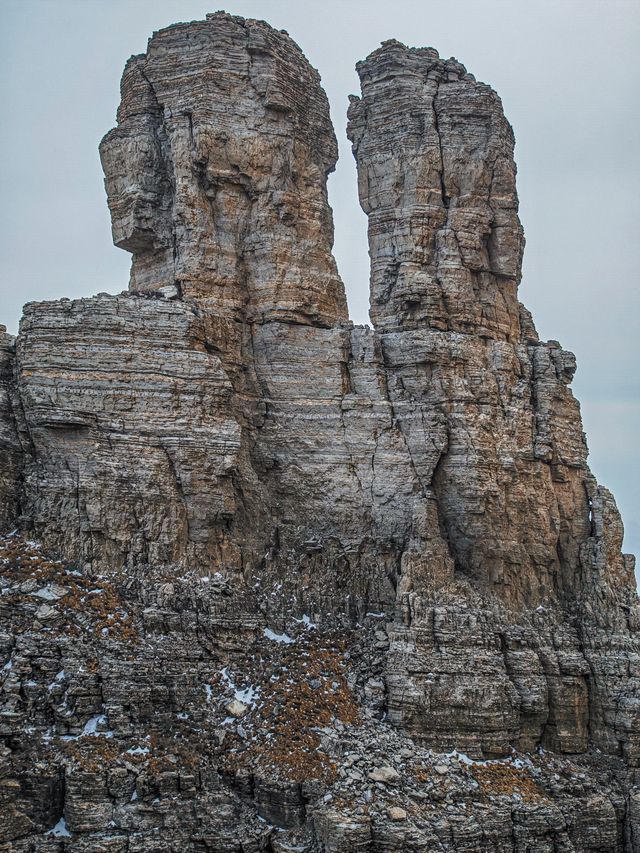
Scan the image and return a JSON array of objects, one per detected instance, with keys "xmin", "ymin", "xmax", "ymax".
[{"xmin": 1, "ymin": 0, "xmax": 638, "ymax": 560}]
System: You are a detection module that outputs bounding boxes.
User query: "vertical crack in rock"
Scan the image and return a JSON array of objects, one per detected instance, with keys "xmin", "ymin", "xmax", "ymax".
[
  {"xmin": 432, "ymin": 81, "xmax": 450, "ymax": 210},
  {"xmin": 0, "ymin": 12, "xmax": 638, "ymax": 851}
]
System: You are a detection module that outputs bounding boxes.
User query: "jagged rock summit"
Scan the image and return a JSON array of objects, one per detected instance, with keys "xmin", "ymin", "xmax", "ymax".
[{"xmin": 1, "ymin": 12, "xmax": 639, "ymax": 852}]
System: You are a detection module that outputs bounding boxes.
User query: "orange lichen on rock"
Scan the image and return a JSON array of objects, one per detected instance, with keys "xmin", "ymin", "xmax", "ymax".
[
  {"xmin": 61, "ymin": 736, "xmax": 122, "ymax": 773},
  {"xmin": 220, "ymin": 632, "xmax": 360, "ymax": 784},
  {"xmin": 470, "ymin": 760, "xmax": 548, "ymax": 802},
  {"xmin": 0, "ymin": 533, "xmax": 138, "ymax": 642}
]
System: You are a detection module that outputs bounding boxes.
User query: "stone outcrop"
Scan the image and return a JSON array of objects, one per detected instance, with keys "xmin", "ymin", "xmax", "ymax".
[
  {"xmin": 0, "ymin": 327, "xmax": 21, "ymax": 532},
  {"xmin": 346, "ymin": 40, "xmax": 640, "ymax": 771},
  {"xmin": 1, "ymin": 12, "xmax": 638, "ymax": 852},
  {"xmin": 347, "ymin": 40, "xmax": 592, "ymax": 609},
  {"xmin": 100, "ymin": 13, "xmax": 346, "ymax": 327}
]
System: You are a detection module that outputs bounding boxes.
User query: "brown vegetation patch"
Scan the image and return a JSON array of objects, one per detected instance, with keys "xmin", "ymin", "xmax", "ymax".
[
  {"xmin": 470, "ymin": 761, "xmax": 548, "ymax": 802},
  {"xmin": 60, "ymin": 736, "xmax": 122, "ymax": 772},
  {"xmin": 0, "ymin": 533, "xmax": 138, "ymax": 642},
  {"xmin": 220, "ymin": 631, "xmax": 360, "ymax": 784}
]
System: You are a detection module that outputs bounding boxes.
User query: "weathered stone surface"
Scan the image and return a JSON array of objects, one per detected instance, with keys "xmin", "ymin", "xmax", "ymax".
[
  {"xmin": 347, "ymin": 40, "xmax": 523, "ymax": 339},
  {"xmin": 348, "ymin": 41, "xmax": 592, "ymax": 610},
  {"xmin": 0, "ymin": 327, "xmax": 21, "ymax": 531},
  {"xmin": 15, "ymin": 294, "xmax": 247, "ymax": 571},
  {"xmin": 100, "ymin": 12, "xmax": 347, "ymax": 328},
  {"xmin": 347, "ymin": 40, "xmax": 640, "ymax": 776},
  {"xmin": 0, "ymin": 12, "xmax": 638, "ymax": 853}
]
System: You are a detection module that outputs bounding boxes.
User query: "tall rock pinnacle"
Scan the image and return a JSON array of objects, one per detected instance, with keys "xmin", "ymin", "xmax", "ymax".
[
  {"xmin": 348, "ymin": 40, "xmax": 523, "ymax": 339},
  {"xmin": 100, "ymin": 12, "xmax": 347, "ymax": 327},
  {"xmin": 0, "ymin": 13, "xmax": 638, "ymax": 851}
]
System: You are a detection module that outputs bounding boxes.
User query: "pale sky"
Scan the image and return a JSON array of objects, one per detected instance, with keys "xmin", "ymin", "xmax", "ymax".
[{"xmin": 1, "ymin": 0, "xmax": 638, "ymax": 559}]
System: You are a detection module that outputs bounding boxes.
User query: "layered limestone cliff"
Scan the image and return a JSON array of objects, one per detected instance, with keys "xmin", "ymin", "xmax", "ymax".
[{"xmin": 1, "ymin": 12, "xmax": 639, "ymax": 852}]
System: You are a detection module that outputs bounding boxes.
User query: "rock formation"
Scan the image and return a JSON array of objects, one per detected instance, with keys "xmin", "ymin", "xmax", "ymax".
[{"xmin": 1, "ymin": 12, "xmax": 638, "ymax": 852}]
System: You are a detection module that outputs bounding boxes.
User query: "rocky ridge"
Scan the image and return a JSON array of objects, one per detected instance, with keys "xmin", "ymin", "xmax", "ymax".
[{"xmin": 0, "ymin": 11, "xmax": 638, "ymax": 852}]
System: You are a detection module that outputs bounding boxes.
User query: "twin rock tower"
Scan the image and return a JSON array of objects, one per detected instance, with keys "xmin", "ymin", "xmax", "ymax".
[{"xmin": 1, "ymin": 12, "xmax": 638, "ymax": 852}]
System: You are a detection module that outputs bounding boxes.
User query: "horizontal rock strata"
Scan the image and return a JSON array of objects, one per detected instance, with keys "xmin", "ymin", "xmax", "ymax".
[{"xmin": 0, "ymin": 11, "xmax": 638, "ymax": 852}]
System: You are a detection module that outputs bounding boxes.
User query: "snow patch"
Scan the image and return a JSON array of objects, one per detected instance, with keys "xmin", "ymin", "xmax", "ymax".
[
  {"xmin": 47, "ymin": 669, "xmax": 65, "ymax": 691},
  {"xmin": 83, "ymin": 714, "xmax": 106, "ymax": 735},
  {"xmin": 263, "ymin": 627, "xmax": 294, "ymax": 644},
  {"xmin": 447, "ymin": 750, "xmax": 475, "ymax": 765},
  {"xmin": 74, "ymin": 714, "xmax": 114, "ymax": 738},
  {"xmin": 220, "ymin": 667, "xmax": 259, "ymax": 706},
  {"xmin": 446, "ymin": 749, "xmax": 529, "ymax": 770},
  {"xmin": 47, "ymin": 817, "xmax": 71, "ymax": 837},
  {"xmin": 235, "ymin": 685, "xmax": 259, "ymax": 704}
]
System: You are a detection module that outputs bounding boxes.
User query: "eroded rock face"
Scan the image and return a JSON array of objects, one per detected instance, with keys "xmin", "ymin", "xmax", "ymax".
[
  {"xmin": 0, "ymin": 327, "xmax": 22, "ymax": 531},
  {"xmin": 347, "ymin": 40, "xmax": 523, "ymax": 339},
  {"xmin": 0, "ymin": 12, "xmax": 638, "ymax": 852},
  {"xmin": 15, "ymin": 296, "xmax": 245, "ymax": 570},
  {"xmin": 346, "ymin": 42, "xmax": 639, "ymax": 777},
  {"xmin": 348, "ymin": 41, "xmax": 592, "ymax": 609},
  {"xmin": 100, "ymin": 13, "xmax": 347, "ymax": 328}
]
